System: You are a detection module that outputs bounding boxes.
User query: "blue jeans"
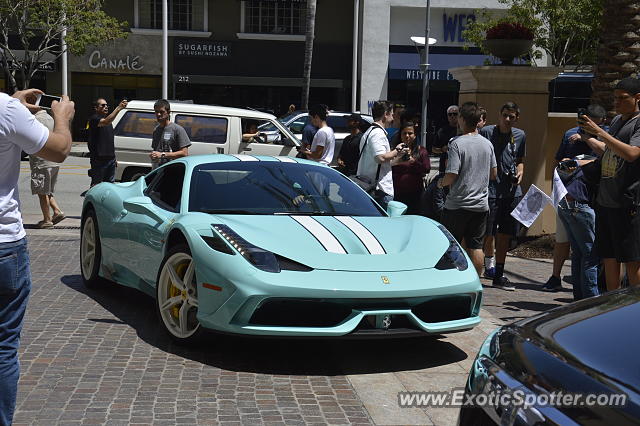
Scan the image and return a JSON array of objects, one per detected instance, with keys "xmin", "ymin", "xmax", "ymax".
[
  {"xmin": 0, "ymin": 238, "xmax": 30, "ymax": 426},
  {"xmin": 90, "ymin": 157, "xmax": 116, "ymax": 186},
  {"xmin": 558, "ymin": 200, "xmax": 599, "ymax": 300}
]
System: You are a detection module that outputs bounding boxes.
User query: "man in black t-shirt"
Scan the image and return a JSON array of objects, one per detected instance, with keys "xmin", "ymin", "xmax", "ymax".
[
  {"xmin": 337, "ymin": 113, "xmax": 363, "ymax": 176},
  {"xmin": 433, "ymin": 105, "xmax": 459, "ymax": 173},
  {"xmin": 88, "ymin": 97, "xmax": 127, "ymax": 186}
]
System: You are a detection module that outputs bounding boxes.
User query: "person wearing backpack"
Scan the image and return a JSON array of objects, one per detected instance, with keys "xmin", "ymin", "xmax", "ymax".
[
  {"xmin": 356, "ymin": 101, "xmax": 409, "ymax": 209},
  {"xmin": 580, "ymin": 77, "xmax": 640, "ymax": 290}
]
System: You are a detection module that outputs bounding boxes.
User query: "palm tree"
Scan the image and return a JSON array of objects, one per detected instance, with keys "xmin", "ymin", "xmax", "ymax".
[
  {"xmin": 591, "ymin": 0, "xmax": 640, "ymax": 111},
  {"xmin": 301, "ymin": 0, "xmax": 317, "ymax": 111}
]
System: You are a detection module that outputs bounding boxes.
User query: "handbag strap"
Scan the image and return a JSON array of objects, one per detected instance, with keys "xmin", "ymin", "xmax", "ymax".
[{"xmin": 361, "ymin": 124, "xmax": 385, "ymax": 189}]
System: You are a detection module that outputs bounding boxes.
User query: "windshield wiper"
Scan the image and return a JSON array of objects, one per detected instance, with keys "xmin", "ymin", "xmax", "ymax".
[{"xmin": 200, "ymin": 209, "xmax": 256, "ymax": 215}]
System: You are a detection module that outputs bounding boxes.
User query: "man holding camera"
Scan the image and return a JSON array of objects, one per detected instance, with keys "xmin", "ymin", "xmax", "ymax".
[
  {"xmin": 580, "ymin": 77, "xmax": 640, "ymax": 290},
  {"xmin": 88, "ymin": 97, "xmax": 128, "ymax": 186},
  {"xmin": 480, "ymin": 102, "xmax": 526, "ymax": 291},
  {"xmin": 356, "ymin": 100, "xmax": 409, "ymax": 209},
  {"xmin": 543, "ymin": 104, "xmax": 607, "ymax": 292}
]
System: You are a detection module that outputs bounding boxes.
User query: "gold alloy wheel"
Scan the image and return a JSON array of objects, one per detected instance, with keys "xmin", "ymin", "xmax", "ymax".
[
  {"xmin": 157, "ymin": 251, "xmax": 200, "ymax": 339},
  {"xmin": 80, "ymin": 216, "xmax": 96, "ymax": 281}
]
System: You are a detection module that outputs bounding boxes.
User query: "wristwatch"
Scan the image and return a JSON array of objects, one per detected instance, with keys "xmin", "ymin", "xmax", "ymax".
[{"xmin": 161, "ymin": 153, "xmax": 166, "ymax": 160}]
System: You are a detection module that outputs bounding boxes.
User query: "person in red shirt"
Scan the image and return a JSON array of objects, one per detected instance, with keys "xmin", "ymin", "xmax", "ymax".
[{"xmin": 392, "ymin": 121, "xmax": 430, "ymax": 214}]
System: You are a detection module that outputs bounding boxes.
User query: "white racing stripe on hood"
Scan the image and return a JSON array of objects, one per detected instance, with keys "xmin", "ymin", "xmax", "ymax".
[
  {"xmin": 335, "ymin": 216, "xmax": 386, "ymax": 255},
  {"xmin": 277, "ymin": 156, "xmax": 297, "ymax": 163},
  {"xmin": 291, "ymin": 216, "xmax": 347, "ymax": 254},
  {"xmin": 232, "ymin": 154, "xmax": 259, "ymax": 161}
]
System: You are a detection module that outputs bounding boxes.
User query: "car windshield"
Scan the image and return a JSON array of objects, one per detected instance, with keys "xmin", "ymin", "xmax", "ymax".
[
  {"xmin": 277, "ymin": 112, "xmax": 300, "ymax": 123},
  {"xmin": 189, "ymin": 162, "xmax": 384, "ymax": 216}
]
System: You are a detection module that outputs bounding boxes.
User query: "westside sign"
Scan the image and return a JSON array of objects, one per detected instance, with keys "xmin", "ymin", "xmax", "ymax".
[{"xmin": 175, "ymin": 39, "xmax": 231, "ymax": 58}]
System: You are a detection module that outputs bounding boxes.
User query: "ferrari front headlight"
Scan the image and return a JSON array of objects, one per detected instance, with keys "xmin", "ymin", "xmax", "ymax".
[
  {"xmin": 434, "ymin": 224, "xmax": 468, "ymax": 271},
  {"xmin": 212, "ymin": 224, "xmax": 281, "ymax": 273}
]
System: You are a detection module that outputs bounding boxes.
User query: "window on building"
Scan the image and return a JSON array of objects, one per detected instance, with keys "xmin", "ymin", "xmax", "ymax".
[
  {"xmin": 243, "ymin": 1, "xmax": 307, "ymax": 35},
  {"xmin": 138, "ymin": 0, "xmax": 205, "ymax": 31}
]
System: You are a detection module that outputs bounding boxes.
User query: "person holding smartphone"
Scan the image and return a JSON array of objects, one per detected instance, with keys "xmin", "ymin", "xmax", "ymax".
[{"xmin": 88, "ymin": 97, "xmax": 128, "ymax": 187}]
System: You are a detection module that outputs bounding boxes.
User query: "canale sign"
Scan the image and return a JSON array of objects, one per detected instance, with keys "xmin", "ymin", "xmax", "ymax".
[{"xmin": 89, "ymin": 50, "xmax": 143, "ymax": 71}]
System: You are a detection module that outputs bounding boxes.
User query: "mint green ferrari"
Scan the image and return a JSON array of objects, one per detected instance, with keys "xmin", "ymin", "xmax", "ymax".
[{"xmin": 80, "ymin": 155, "xmax": 482, "ymax": 343}]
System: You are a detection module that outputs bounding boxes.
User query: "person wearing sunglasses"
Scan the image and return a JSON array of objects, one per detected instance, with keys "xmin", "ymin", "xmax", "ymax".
[
  {"xmin": 433, "ymin": 105, "xmax": 460, "ymax": 173},
  {"xmin": 87, "ymin": 97, "xmax": 128, "ymax": 188}
]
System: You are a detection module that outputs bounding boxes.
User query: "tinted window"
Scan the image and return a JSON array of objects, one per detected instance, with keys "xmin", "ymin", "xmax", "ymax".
[
  {"xmin": 147, "ymin": 163, "xmax": 185, "ymax": 212},
  {"xmin": 175, "ymin": 115, "xmax": 228, "ymax": 144},
  {"xmin": 189, "ymin": 162, "xmax": 383, "ymax": 216},
  {"xmin": 114, "ymin": 111, "xmax": 157, "ymax": 138},
  {"xmin": 327, "ymin": 116, "xmax": 349, "ymax": 133}
]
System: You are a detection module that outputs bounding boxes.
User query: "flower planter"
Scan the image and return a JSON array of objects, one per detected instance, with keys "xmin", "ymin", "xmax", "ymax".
[{"xmin": 482, "ymin": 39, "xmax": 534, "ymax": 65}]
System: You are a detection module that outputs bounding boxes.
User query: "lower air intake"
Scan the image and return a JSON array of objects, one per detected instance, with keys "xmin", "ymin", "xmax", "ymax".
[
  {"xmin": 249, "ymin": 299, "xmax": 352, "ymax": 327},
  {"xmin": 412, "ymin": 295, "xmax": 474, "ymax": 323}
]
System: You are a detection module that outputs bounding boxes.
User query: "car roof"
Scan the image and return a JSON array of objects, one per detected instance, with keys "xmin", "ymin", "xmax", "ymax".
[{"xmin": 125, "ymin": 100, "xmax": 277, "ymax": 120}]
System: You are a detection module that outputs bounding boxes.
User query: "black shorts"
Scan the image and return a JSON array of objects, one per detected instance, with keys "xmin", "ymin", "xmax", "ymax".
[
  {"xmin": 442, "ymin": 209, "xmax": 488, "ymax": 249},
  {"xmin": 595, "ymin": 205, "xmax": 640, "ymax": 262},
  {"xmin": 486, "ymin": 197, "xmax": 522, "ymax": 237}
]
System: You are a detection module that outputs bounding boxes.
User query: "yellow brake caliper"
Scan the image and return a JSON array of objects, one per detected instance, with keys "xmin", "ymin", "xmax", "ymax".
[{"xmin": 169, "ymin": 263, "xmax": 189, "ymax": 320}]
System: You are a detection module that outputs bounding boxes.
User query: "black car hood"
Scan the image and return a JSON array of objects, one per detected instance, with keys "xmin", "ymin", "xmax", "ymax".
[{"xmin": 498, "ymin": 288, "xmax": 640, "ymax": 395}]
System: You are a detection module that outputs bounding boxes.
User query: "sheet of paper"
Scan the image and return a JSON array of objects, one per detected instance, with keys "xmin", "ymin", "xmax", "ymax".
[
  {"xmin": 552, "ymin": 168, "xmax": 568, "ymax": 208},
  {"xmin": 510, "ymin": 184, "xmax": 553, "ymax": 228}
]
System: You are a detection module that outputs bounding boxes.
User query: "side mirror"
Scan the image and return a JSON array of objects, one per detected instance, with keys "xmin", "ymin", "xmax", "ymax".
[
  {"xmin": 123, "ymin": 196, "xmax": 166, "ymax": 223},
  {"xmin": 386, "ymin": 201, "xmax": 407, "ymax": 217}
]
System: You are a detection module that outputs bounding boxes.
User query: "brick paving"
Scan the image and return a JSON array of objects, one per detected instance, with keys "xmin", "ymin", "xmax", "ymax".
[
  {"xmin": 14, "ymin": 233, "xmax": 572, "ymax": 425},
  {"xmin": 16, "ymin": 234, "xmax": 373, "ymax": 425}
]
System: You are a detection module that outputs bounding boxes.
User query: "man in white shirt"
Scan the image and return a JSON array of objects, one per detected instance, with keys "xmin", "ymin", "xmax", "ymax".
[
  {"xmin": 300, "ymin": 104, "xmax": 335, "ymax": 165},
  {"xmin": 356, "ymin": 100, "xmax": 408, "ymax": 209},
  {"xmin": 0, "ymin": 89, "xmax": 75, "ymax": 425}
]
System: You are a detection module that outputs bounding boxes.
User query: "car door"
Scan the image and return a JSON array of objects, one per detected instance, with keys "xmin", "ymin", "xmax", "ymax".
[
  {"xmin": 238, "ymin": 117, "xmax": 298, "ymax": 157},
  {"xmin": 174, "ymin": 114, "xmax": 230, "ymax": 155},
  {"xmin": 122, "ymin": 163, "xmax": 186, "ymax": 285}
]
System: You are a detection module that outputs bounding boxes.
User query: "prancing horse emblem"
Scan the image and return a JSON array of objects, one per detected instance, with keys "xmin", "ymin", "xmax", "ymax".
[{"xmin": 381, "ymin": 276, "xmax": 390, "ymax": 284}]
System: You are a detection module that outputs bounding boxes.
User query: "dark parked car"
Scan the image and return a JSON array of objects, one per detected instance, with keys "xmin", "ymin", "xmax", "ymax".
[{"xmin": 460, "ymin": 288, "xmax": 640, "ymax": 425}]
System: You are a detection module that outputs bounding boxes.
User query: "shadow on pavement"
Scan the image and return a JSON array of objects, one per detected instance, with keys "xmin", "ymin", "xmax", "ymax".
[
  {"xmin": 60, "ymin": 274, "xmax": 469, "ymax": 376},
  {"xmin": 503, "ymin": 300, "xmax": 562, "ymax": 312}
]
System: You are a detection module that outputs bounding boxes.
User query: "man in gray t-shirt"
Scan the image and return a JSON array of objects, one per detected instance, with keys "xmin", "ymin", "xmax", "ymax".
[
  {"xmin": 438, "ymin": 102, "xmax": 497, "ymax": 275},
  {"xmin": 150, "ymin": 99, "xmax": 191, "ymax": 169}
]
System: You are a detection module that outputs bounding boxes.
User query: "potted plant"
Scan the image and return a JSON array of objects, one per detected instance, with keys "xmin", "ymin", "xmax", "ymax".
[{"xmin": 482, "ymin": 22, "xmax": 535, "ymax": 65}]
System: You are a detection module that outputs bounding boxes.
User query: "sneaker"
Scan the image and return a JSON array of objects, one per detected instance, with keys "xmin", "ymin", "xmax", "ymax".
[
  {"xmin": 483, "ymin": 267, "xmax": 496, "ymax": 279},
  {"xmin": 493, "ymin": 276, "xmax": 516, "ymax": 291},
  {"xmin": 542, "ymin": 275, "xmax": 562, "ymax": 292}
]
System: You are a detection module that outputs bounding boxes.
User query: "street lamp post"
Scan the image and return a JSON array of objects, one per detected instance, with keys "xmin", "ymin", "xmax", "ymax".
[
  {"xmin": 162, "ymin": 0, "xmax": 168, "ymax": 99},
  {"xmin": 422, "ymin": 0, "xmax": 431, "ymax": 148}
]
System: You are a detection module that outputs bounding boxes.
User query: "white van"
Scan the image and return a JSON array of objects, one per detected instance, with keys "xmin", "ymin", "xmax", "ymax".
[{"xmin": 112, "ymin": 101, "xmax": 301, "ymax": 181}]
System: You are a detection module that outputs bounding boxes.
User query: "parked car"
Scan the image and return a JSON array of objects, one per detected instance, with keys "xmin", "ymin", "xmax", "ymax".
[
  {"xmin": 80, "ymin": 154, "xmax": 482, "ymax": 344},
  {"xmin": 259, "ymin": 111, "xmax": 374, "ymax": 166},
  {"xmin": 112, "ymin": 101, "xmax": 301, "ymax": 182},
  {"xmin": 459, "ymin": 288, "xmax": 640, "ymax": 425}
]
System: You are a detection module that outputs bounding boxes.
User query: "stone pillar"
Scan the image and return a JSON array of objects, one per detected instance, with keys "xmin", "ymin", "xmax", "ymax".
[{"xmin": 449, "ymin": 66, "xmax": 561, "ymax": 235}]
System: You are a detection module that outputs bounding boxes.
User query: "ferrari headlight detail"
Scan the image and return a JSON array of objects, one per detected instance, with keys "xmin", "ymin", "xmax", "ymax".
[
  {"xmin": 212, "ymin": 224, "xmax": 281, "ymax": 273},
  {"xmin": 434, "ymin": 224, "xmax": 468, "ymax": 271}
]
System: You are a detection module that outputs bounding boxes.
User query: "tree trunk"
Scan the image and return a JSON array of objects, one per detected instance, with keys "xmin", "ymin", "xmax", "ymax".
[
  {"xmin": 301, "ymin": 0, "xmax": 317, "ymax": 111},
  {"xmin": 591, "ymin": 0, "xmax": 640, "ymax": 112}
]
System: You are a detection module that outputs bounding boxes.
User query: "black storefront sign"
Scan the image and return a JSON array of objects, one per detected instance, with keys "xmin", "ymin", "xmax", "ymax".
[
  {"xmin": 175, "ymin": 39, "xmax": 232, "ymax": 59},
  {"xmin": 3, "ymin": 60, "xmax": 56, "ymax": 72}
]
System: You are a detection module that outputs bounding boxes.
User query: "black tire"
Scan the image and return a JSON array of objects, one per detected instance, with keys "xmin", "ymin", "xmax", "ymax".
[
  {"xmin": 155, "ymin": 244, "xmax": 203, "ymax": 344},
  {"xmin": 80, "ymin": 209, "xmax": 103, "ymax": 288}
]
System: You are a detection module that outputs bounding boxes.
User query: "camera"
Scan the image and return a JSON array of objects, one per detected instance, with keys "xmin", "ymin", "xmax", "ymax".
[
  {"xmin": 35, "ymin": 93, "xmax": 62, "ymax": 109},
  {"xmin": 506, "ymin": 164, "xmax": 519, "ymax": 185},
  {"xmin": 402, "ymin": 152, "xmax": 411, "ymax": 161}
]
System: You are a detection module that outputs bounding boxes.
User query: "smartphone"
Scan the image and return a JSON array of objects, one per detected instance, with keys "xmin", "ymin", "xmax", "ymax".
[
  {"xmin": 35, "ymin": 94, "xmax": 62, "ymax": 109},
  {"xmin": 577, "ymin": 108, "xmax": 588, "ymax": 119}
]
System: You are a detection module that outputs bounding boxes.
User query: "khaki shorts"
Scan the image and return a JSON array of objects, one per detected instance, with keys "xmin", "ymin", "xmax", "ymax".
[
  {"xmin": 555, "ymin": 210, "xmax": 568, "ymax": 243},
  {"xmin": 30, "ymin": 167, "xmax": 59, "ymax": 195}
]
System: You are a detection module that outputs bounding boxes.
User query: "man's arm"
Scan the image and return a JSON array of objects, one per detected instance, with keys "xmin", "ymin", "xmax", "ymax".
[
  {"xmin": 12, "ymin": 90, "xmax": 75, "ymax": 163},
  {"xmin": 580, "ymin": 114, "xmax": 640, "ymax": 161},
  {"xmin": 166, "ymin": 146, "xmax": 188, "ymax": 159},
  {"xmin": 582, "ymin": 135, "xmax": 606, "ymax": 156},
  {"xmin": 97, "ymin": 100, "xmax": 128, "ymax": 127},
  {"xmin": 303, "ymin": 144, "xmax": 325, "ymax": 160},
  {"xmin": 490, "ymin": 166, "xmax": 498, "ymax": 180},
  {"xmin": 438, "ymin": 172, "xmax": 458, "ymax": 188}
]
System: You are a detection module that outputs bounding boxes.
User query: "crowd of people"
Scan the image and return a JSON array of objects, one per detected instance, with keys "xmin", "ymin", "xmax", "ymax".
[{"xmin": 3, "ymin": 77, "xmax": 640, "ymax": 423}]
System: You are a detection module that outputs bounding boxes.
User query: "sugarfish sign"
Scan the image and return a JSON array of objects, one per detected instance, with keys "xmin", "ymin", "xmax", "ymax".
[{"xmin": 176, "ymin": 40, "xmax": 231, "ymax": 58}]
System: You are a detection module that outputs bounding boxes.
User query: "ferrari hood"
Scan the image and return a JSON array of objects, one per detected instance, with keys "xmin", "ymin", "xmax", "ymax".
[{"xmin": 206, "ymin": 214, "xmax": 450, "ymax": 272}]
